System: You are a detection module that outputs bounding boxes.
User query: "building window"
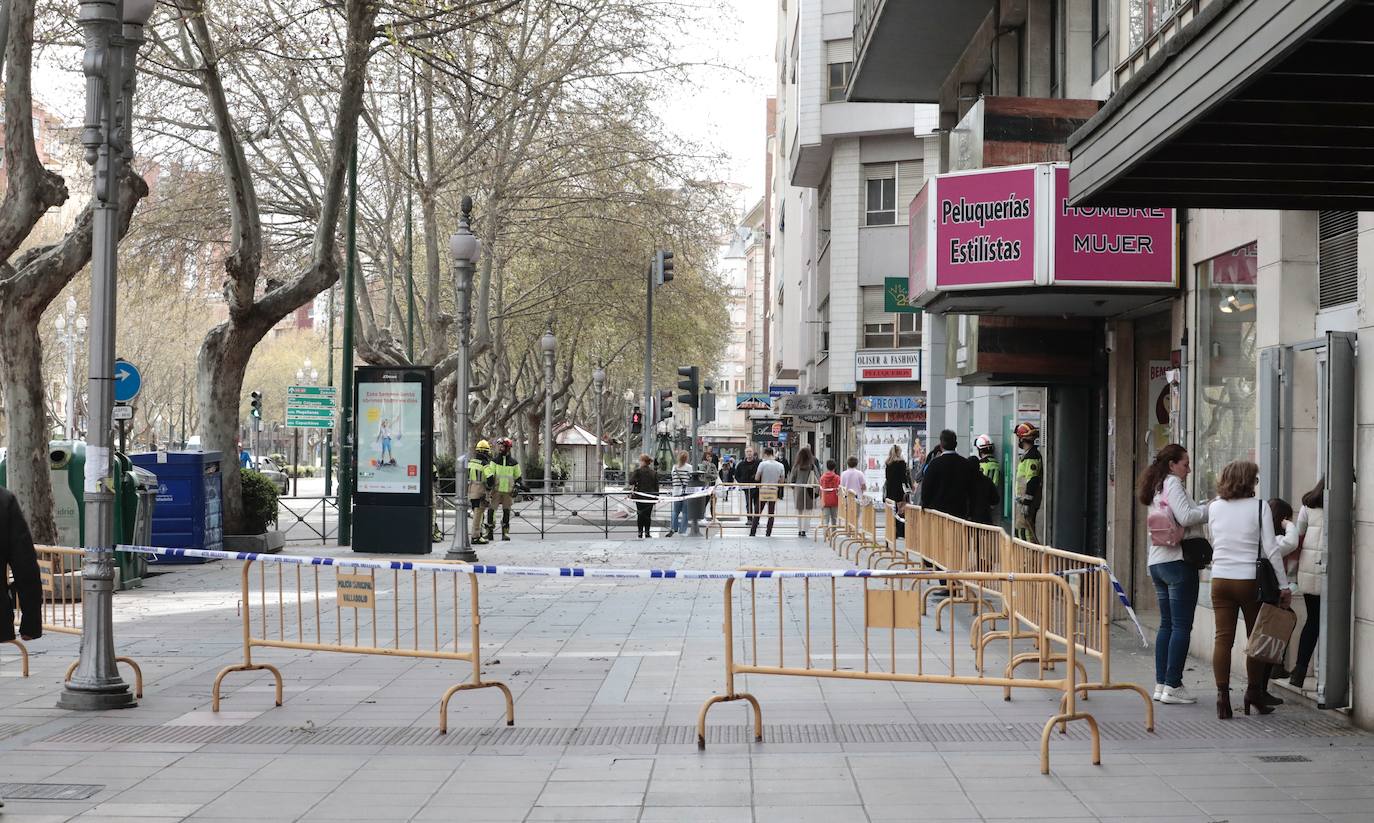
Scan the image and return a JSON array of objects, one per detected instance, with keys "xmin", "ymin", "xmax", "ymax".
[
  {"xmin": 1318, "ymin": 211, "xmax": 1358, "ymax": 309},
  {"xmin": 1194, "ymin": 241, "xmax": 1258, "ymax": 498},
  {"xmin": 1128, "ymin": 0, "xmax": 1181, "ymax": 53},
  {"xmin": 825, "ymin": 39, "xmax": 853, "ymax": 102},
  {"xmin": 1091, "ymin": 0, "xmax": 1110, "ymax": 80},
  {"xmin": 818, "ymin": 299, "xmax": 830, "ymax": 355},
  {"xmin": 864, "ymin": 165, "xmax": 896, "ymax": 226},
  {"xmin": 860, "ymin": 286, "xmax": 920, "ymax": 349},
  {"xmin": 818, "ymin": 182, "xmax": 831, "ymax": 251}
]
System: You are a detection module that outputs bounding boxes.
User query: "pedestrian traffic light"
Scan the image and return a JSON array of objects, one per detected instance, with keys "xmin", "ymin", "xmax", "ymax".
[
  {"xmin": 676, "ymin": 365, "xmax": 699, "ymax": 410},
  {"xmin": 699, "ymin": 382, "xmax": 716, "ymax": 424},
  {"xmin": 250, "ymin": 390, "xmax": 262, "ymax": 420},
  {"xmin": 658, "ymin": 389, "xmax": 673, "ymax": 422},
  {"xmin": 655, "ymin": 249, "xmax": 674, "ymax": 286},
  {"xmin": 630, "ymin": 407, "xmax": 642, "ymax": 434}
]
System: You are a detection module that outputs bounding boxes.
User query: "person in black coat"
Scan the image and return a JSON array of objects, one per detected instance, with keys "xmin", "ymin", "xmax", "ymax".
[
  {"xmin": 626, "ymin": 454, "xmax": 661, "ymax": 538},
  {"xmin": 966, "ymin": 454, "xmax": 998, "ymax": 525},
  {"xmin": 920, "ymin": 430, "xmax": 976, "ymax": 520},
  {"xmin": 735, "ymin": 447, "xmax": 761, "ymax": 525},
  {"xmin": 884, "ymin": 445, "xmax": 912, "ymax": 538},
  {"xmin": 1, "ymin": 487, "xmax": 43, "ymax": 645}
]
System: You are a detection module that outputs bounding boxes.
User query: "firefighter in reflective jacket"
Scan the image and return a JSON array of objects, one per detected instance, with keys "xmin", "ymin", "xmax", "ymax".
[
  {"xmin": 974, "ymin": 434, "xmax": 1002, "ymax": 524},
  {"xmin": 468, "ymin": 440, "xmax": 496, "ymax": 545},
  {"xmin": 1013, "ymin": 423, "xmax": 1043, "ymax": 542},
  {"xmin": 486, "ymin": 438, "xmax": 524, "ymax": 541}
]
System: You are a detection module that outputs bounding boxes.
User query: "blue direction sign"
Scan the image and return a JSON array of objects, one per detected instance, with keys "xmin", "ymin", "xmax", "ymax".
[{"xmin": 113, "ymin": 359, "xmax": 142, "ymax": 404}]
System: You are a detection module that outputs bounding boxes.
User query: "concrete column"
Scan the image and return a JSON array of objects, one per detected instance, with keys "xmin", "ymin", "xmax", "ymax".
[
  {"xmin": 1350, "ymin": 213, "xmax": 1374, "ymax": 725},
  {"xmin": 922, "ymin": 311, "xmax": 947, "ymax": 453}
]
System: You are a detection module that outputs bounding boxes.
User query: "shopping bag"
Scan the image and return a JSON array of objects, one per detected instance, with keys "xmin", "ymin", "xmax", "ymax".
[
  {"xmin": 759, "ymin": 485, "xmax": 779, "ymax": 503},
  {"xmin": 1245, "ymin": 604, "xmax": 1298, "ymax": 665}
]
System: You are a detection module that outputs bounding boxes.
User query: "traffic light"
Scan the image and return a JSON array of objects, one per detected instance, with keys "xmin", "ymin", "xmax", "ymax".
[
  {"xmin": 658, "ymin": 389, "xmax": 673, "ymax": 422},
  {"xmin": 250, "ymin": 390, "xmax": 263, "ymax": 420},
  {"xmin": 655, "ymin": 249, "xmax": 675, "ymax": 286},
  {"xmin": 676, "ymin": 365, "xmax": 699, "ymax": 410},
  {"xmin": 630, "ymin": 407, "xmax": 643, "ymax": 434},
  {"xmin": 699, "ymin": 382, "xmax": 716, "ymax": 424}
]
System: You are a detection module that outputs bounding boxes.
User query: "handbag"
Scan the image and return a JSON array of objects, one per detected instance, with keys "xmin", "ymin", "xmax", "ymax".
[
  {"xmin": 1246, "ymin": 603, "xmax": 1297, "ymax": 664},
  {"xmin": 1180, "ymin": 537, "xmax": 1212, "ymax": 570},
  {"xmin": 1255, "ymin": 500, "xmax": 1283, "ymax": 605}
]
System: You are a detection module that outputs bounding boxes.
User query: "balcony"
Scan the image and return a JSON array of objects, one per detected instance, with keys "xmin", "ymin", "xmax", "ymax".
[{"xmin": 848, "ymin": 0, "xmax": 994, "ymax": 103}]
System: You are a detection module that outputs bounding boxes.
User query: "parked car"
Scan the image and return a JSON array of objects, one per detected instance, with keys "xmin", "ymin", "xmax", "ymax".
[{"xmin": 249, "ymin": 455, "xmax": 290, "ymax": 496}]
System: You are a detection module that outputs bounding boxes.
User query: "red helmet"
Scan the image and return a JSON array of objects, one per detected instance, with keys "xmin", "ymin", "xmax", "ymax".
[
  {"xmin": 497, "ymin": 437, "xmax": 514, "ymax": 450},
  {"xmin": 1014, "ymin": 422, "xmax": 1039, "ymax": 442}
]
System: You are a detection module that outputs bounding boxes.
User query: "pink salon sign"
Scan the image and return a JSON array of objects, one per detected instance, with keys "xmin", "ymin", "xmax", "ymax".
[
  {"xmin": 909, "ymin": 163, "xmax": 1177, "ymax": 302},
  {"xmin": 1051, "ymin": 166, "xmax": 1175, "ymax": 285},
  {"xmin": 935, "ymin": 166, "xmax": 1037, "ymax": 288}
]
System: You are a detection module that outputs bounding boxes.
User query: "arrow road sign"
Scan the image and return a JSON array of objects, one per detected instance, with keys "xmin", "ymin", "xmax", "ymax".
[
  {"xmin": 286, "ymin": 384, "xmax": 338, "ymax": 429},
  {"xmin": 287, "ymin": 385, "xmax": 338, "ymax": 397},
  {"xmin": 113, "ymin": 359, "xmax": 142, "ymax": 404}
]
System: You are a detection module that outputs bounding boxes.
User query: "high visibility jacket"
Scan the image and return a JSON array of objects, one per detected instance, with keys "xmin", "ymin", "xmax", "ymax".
[
  {"xmin": 468, "ymin": 456, "xmax": 495, "ymax": 492},
  {"xmin": 490, "ymin": 454, "xmax": 521, "ymax": 493},
  {"xmin": 1015, "ymin": 446, "xmax": 1042, "ymax": 509},
  {"xmin": 979, "ymin": 456, "xmax": 1001, "ymax": 490}
]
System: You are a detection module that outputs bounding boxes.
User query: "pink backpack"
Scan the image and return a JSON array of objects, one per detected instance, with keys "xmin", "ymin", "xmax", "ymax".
[{"xmin": 1147, "ymin": 493, "xmax": 1184, "ymax": 547}]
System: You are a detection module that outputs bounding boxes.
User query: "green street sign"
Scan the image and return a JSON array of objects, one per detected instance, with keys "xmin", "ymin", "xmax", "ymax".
[
  {"xmin": 884, "ymin": 277, "xmax": 920, "ymax": 313},
  {"xmin": 284, "ymin": 406, "xmax": 334, "ymax": 418},
  {"xmin": 287, "ymin": 396, "xmax": 336, "ymax": 408},
  {"xmin": 287, "ymin": 417, "xmax": 333, "ymax": 430},
  {"xmin": 288, "ymin": 385, "xmax": 337, "ymax": 396}
]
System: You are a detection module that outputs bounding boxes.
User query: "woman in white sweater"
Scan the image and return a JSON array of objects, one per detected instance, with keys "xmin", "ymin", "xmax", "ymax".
[
  {"xmin": 1208, "ymin": 460, "xmax": 1291, "ymax": 719},
  {"xmin": 1136, "ymin": 444, "xmax": 1209, "ymax": 705},
  {"xmin": 1286, "ymin": 479, "xmax": 1326, "ymax": 689}
]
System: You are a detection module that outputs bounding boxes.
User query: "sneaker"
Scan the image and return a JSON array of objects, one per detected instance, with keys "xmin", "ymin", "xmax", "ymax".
[
  {"xmin": 1160, "ymin": 685, "xmax": 1197, "ymax": 704},
  {"xmin": 1152, "ymin": 684, "xmax": 1165, "ymax": 701}
]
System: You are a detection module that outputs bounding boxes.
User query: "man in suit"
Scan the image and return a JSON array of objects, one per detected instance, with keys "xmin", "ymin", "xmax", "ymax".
[
  {"xmin": 1, "ymin": 486, "xmax": 43, "ymax": 648},
  {"xmin": 919, "ymin": 429, "xmax": 976, "ymax": 519}
]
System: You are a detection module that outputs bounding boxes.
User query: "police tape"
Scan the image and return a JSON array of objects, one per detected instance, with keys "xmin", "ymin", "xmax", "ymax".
[
  {"xmin": 611, "ymin": 487, "xmax": 716, "ymax": 504},
  {"xmin": 1060, "ymin": 565, "xmax": 1148, "ymax": 647}
]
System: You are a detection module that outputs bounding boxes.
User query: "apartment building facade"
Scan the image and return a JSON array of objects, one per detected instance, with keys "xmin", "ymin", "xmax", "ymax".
[
  {"xmin": 769, "ymin": 0, "xmax": 930, "ymax": 485},
  {"xmin": 847, "ymin": 0, "xmax": 1370, "ymax": 727}
]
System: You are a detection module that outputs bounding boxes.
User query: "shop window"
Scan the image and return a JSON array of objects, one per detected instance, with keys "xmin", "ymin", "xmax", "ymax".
[
  {"xmin": 1194, "ymin": 241, "xmax": 1258, "ymax": 497},
  {"xmin": 1318, "ymin": 210, "xmax": 1358, "ymax": 309}
]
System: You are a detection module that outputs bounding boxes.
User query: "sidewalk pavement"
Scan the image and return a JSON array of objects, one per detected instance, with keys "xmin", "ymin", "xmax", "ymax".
[{"xmin": 2, "ymin": 532, "xmax": 1372, "ymax": 822}]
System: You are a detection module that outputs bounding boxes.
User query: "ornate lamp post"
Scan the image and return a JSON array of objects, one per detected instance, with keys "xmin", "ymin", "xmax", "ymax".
[
  {"xmin": 591, "ymin": 364, "xmax": 605, "ymax": 488},
  {"xmin": 445, "ymin": 197, "xmax": 481, "ymax": 563},
  {"xmin": 54, "ymin": 295, "xmax": 88, "ymax": 440},
  {"xmin": 61, "ymin": 0, "xmax": 156, "ymax": 712},
  {"xmin": 540, "ymin": 326, "xmax": 557, "ymax": 508}
]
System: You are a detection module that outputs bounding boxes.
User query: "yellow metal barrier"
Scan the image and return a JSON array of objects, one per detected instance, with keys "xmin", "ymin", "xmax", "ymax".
[
  {"xmin": 697, "ymin": 568, "xmax": 1101, "ymax": 774},
  {"xmin": 213, "ymin": 558, "xmax": 513, "ymax": 733},
  {"xmin": 5, "ymin": 546, "xmax": 143, "ymax": 696}
]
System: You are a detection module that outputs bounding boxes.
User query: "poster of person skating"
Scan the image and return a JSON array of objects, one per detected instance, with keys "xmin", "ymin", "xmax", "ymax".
[{"xmin": 356, "ymin": 381, "xmax": 423, "ymax": 494}]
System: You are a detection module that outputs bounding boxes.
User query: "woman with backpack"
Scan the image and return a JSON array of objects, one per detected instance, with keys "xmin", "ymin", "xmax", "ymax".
[{"xmin": 1137, "ymin": 444, "xmax": 1209, "ymax": 706}]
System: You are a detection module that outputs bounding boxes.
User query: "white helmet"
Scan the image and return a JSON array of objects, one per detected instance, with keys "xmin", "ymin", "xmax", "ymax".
[{"xmin": 974, "ymin": 434, "xmax": 994, "ymax": 453}]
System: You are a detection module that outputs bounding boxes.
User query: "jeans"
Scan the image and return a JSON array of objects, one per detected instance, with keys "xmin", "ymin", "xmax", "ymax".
[
  {"xmin": 750, "ymin": 501, "xmax": 777, "ymax": 536},
  {"xmin": 1150, "ymin": 560, "xmax": 1199, "ymax": 688},
  {"xmin": 822, "ymin": 506, "xmax": 838, "ymax": 526},
  {"xmin": 670, "ymin": 500, "xmax": 688, "ymax": 533},
  {"xmin": 1211, "ymin": 576, "xmax": 1265, "ymax": 689},
  {"xmin": 1292, "ymin": 593, "xmax": 1321, "ymax": 684},
  {"xmin": 635, "ymin": 501, "xmax": 655, "ymax": 536}
]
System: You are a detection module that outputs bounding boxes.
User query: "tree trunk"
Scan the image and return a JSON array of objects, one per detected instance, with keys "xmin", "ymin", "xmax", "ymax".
[
  {"xmin": 0, "ymin": 311, "xmax": 57, "ymax": 543},
  {"xmin": 197, "ymin": 320, "xmax": 268, "ymax": 533}
]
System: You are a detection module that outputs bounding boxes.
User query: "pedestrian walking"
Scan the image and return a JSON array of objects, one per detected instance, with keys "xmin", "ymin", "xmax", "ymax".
[
  {"xmin": 1284, "ymin": 478, "xmax": 1326, "ymax": 689},
  {"xmin": 839, "ymin": 455, "xmax": 866, "ymax": 498},
  {"xmin": 1, "ymin": 486, "xmax": 42, "ymax": 646},
  {"xmin": 918, "ymin": 430, "xmax": 975, "ymax": 520},
  {"xmin": 1208, "ymin": 460, "xmax": 1291, "ymax": 718},
  {"xmin": 627, "ymin": 453, "xmax": 659, "ymax": 539},
  {"xmin": 819, "ymin": 459, "xmax": 841, "ymax": 528},
  {"xmin": 667, "ymin": 451, "xmax": 693, "ymax": 537},
  {"xmin": 751, "ymin": 447, "xmax": 786, "ymax": 537},
  {"xmin": 1137, "ymin": 444, "xmax": 1208, "ymax": 705},
  {"xmin": 699, "ymin": 454, "xmax": 719, "ymax": 522},
  {"xmin": 1267, "ymin": 496, "xmax": 1298, "ymax": 682},
  {"xmin": 788, "ymin": 446, "xmax": 819, "ymax": 536},
  {"xmin": 736, "ymin": 447, "xmax": 761, "ymax": 527},
  {"xmin": 884, "ymin": 445, "xmax": 912, "ymax": 538}
]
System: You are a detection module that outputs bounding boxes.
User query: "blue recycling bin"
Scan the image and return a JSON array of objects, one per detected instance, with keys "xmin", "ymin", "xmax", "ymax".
[{"xmin": 130, "ymin": 451, "xmax": 224, "ymax": 563}]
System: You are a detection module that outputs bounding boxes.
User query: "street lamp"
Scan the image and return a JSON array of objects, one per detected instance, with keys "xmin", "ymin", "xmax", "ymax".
[
  {"xmin": 591, "ymin": 364, "xmax": 605, "ymax": 488},
  {"xmin": 61, "ymin": 0, "xmax": 156, "ymax": 712},
  {"xmin": 540, "ymin": 325, "xmax": 556, "ymax": 509},
  {"xmin": 446, "ymin": 196, "xmax": 481, "ymax": 563},
  {"xmin": 622, "ymin": 388, "xmax": 635, "ymax": 473},
  {"xmin": 293, "ymin": 360, "xmax": 319, "ymax": 497},
  {"xmin": 54, "ymin": 294, "xmax": 87, "ymax": 441}
]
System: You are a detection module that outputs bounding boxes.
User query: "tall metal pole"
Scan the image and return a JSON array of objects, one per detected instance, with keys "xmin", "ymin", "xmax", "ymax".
[
  {"xmin": 325, "ymin": 284, "xmax": 335, "ymax": 497},
  {"xmin": 62, "ymin": 0, "xmax": 153, "ymax": 712},
  {"xmin": 592, "ymin": 365, "xmax": 605, "ymax": 490},
  {"xmin": 446, "ymin": 197, "xmax": 481, "ymax": 563},
  {"xmin": 338, "ymin": 143, "xmax": 358, "ymax": 545},
  {"xmin": 541, "ymin": 326, "xmax": 557, "ymax": 508},
  {"xmin": 642, "ymin": 262, "xmax": 653, "ymax": 456},
  {"xmin": 404, "ymin": 68, "xmax": 416, "ymax": 362}
]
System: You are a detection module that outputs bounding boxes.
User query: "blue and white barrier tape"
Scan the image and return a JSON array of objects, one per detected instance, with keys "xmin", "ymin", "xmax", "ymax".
[{"xmin": 1060, "ymin": 565, "xmax": 1148, "ymax": 648}]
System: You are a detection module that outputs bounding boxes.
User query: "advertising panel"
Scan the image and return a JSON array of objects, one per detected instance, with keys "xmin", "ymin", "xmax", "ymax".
[
  {"xmin": 858, "ymin": 427, "xmax": 915, "ymax": 503},
  {"xmin": 855, "ymin": 349, "xmax": 922, "ymax": 382},
  {"xmin": 909, "ymin": 181, "xmax": 932, "ymax": 296},
  {"xmin": 933, "ymin": 166, "xmax": 1040, "ymax": 289},
  {"xmin": 356, "ymin": 380, "xmax": 424, "ymax": 494},
  {"xmin": 735, "ymin": 392, "xmax": 772, "ymax": 410},
  {"xmin": 1050, "ymin": 166, "xmax": 1176, "ymax": 285}
]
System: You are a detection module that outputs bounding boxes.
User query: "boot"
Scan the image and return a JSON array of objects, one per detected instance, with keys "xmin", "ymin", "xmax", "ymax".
[
  {"xmin": 501, "ymin": 526, "xmax": 511, "ymax": 542},
  {"xmin": 1243, "ymin": 685, "xmax": 1276, "ymax": 716},
  {"xmin": 1216, "ymin": 687, "xmax": 1233, "ymax": 720},
  {"xmin": 1254, "ymin": 668, "xmax": 1283, "ymax": 706}
]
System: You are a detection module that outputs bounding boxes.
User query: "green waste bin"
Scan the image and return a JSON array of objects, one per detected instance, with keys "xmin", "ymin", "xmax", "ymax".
[
  {"xmin": 111, "ymin": 453, "xmax": 151, "ymax": 588},
  {"xmin": 0, "ymin": 441, "xmax": 88, "ymax": 547}
]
